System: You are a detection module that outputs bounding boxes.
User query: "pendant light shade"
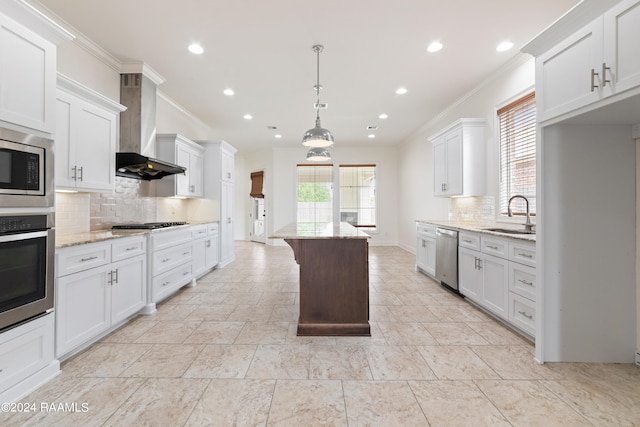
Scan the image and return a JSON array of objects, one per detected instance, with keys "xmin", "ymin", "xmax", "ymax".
[
  {"xmin": 306, "ymin": 147, "xmax": 331, "ymax": 161},
  {"xmin": 302, "ymin": 44, "xmax": 334, "ymax": 158}
]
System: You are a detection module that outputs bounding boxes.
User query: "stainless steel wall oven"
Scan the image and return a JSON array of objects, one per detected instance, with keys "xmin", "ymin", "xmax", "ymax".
[
  {"xmin": 0, "ymin": 127, "xmax": 54, "ymax": 208},
  {"xmin": 0, "ymin": 213, "xmax": 54, "ymax": 331}
]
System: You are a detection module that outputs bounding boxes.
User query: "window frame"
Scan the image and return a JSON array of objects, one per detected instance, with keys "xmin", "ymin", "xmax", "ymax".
[{"xmin": 338, "ymin": 164, "xmax": 377, "ymax": 228}]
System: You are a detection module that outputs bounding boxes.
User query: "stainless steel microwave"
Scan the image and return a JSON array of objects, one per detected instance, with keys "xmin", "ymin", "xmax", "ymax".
[{"xmin": 0, "ymin": 127, "xmax": 54, "ymax": 208}]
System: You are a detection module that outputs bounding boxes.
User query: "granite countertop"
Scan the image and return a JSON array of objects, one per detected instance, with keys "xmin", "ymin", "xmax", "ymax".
[
  {"xmin": 56, "ymin": 220, "xmax": 219, "ymax": 248},
  {"xmin": 270, "ymin": 222, "xmax": 370, "ymax": 239},
  {"xmin": 416, "ymin": 219, "xmax": 536, "ymax": 242}
]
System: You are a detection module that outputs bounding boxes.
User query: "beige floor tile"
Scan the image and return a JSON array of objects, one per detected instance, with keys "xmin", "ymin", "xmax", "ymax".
[
  {"xmin": 267, "ymin": 380, "xmax": 347, "ymax": 426},
  {"xmin": 100, "ymin": 317, "xmax": 158, "ymax": 343},
  {"xmin": 184, "ymin": 303, "xmax": 237, "ymax": 321},
  {"xmin": 258, "ymin": 291, "xmax": 296, "ymax": 305},
  {"xmin": 369, "ymin": 291, "xmax": 404, "ymax": 306},
  {"xmin": 269, "ymin": 305, "xmax": 299, "ymax": 322},
  {"xmin": 422, "ymin": 322, "xmax": 491, "ymax": 345},
  {"xmin": 120, "ymin": 343, "xmax": 204, "ymax": 377},
  {"xmin": 427, "ymin": 304, "xmax": 488, "ymax": 322},
  {"xmin": 285, "ymin": 323, "xmax": 337, "ymax": 345},
  {"xmin": 222, "ymin": 291, "xmax": 263, "ymax": 305},
  {"xmin": 471, "ymin": 345, "xmax": 559, "ymax": 380},
  {"xmin": 183, "ymin": 344, "xmax": 257, "ymax": 378},
  {"xmin": 377, "ymin": 321, "xmax": 438, "ymax": 345},
  {"xmin": 246, "ymin": 344, "xmax": 311, "ymax": 379},
  {"xmin": 133, "ymin": 320, "xmax": 202, "ymax": 344},
  {"xmin": 234, "ymin": 321, "xmax": 289, "ymax": 344},
  {"xmin": 103, "ymin": 378, "xmax": 209, "ymax": 426},
  {"xmin": 369, "ymin": 305, "xmax": 398, "ymax": 321},
  {"xmin": 478, "ymin": 379, "xmax": 593, "ymax": 426},
  {"xmin": 62, "ymin": 343, "xmax": 153, "ymax": 377},
  {"xmin": 365, "ymin": 345, "xmax": 437, "ymax": 380},
  {"xmin": 185, "ymin": 379, "xmax": 275, "ymax": 426},
  {"xmin": 186, "ymin": 291, "xmax": 230, "ymax": 305},
  {"xmin": 465, "ymin": 320, "xmax": 531, "ymax": 345},
  {"xmin": 409, "ymin": 380, "xmax": 510, "ymax": 426},
  {"xmin": 343, "ymin": 380, "xmax": 429, "ymax": 425},
  {"xmin": 418, "ymin": 345, "xmax": 500, "ymax": 380},
  {"xmin": 182, "ymin": 320, "xmax": 245, "ymax": 344},
  {"xmin": 309, "ymin": 345, "xmax": 372, "ymax": 380},
  {"xmin": 151, "ymin": 303, "xmax": 199, "ymax": 320},
  {"xmin": 227, "ymin": 304, "xmax": 274, "ymax": 321},
  {"xmin": 387, "ymin": 304, "xmax": 439, "ymax": 322}
]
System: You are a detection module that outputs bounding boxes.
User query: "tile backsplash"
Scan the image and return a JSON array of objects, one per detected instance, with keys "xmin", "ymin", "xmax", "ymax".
[{"xmin": 448, "ymin": 196, "xmax": 495, "ymax": 224}]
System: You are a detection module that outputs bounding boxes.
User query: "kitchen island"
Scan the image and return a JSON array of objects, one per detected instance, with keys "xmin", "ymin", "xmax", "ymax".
[{"xmin": 271, "ymin": 222, "xmax": 371, "ymax": 336}]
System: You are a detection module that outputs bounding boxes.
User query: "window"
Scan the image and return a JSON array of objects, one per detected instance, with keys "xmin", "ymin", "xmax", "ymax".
[
  {"xmin": 339, "ymin": 165, "xmax": 376, "ymax": 227},
  {"xmin": 296, "ymin": 165, "xmax": 333, "ymax": 223},
  {"xmin": 498, "ymin": 92, "xmax": 536, "ymax": 217}
]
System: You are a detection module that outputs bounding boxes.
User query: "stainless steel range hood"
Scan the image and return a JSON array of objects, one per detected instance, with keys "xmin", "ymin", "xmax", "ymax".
[{"xmin": 116, "ymin": 72, "xmax": 185, "ymax": 180}]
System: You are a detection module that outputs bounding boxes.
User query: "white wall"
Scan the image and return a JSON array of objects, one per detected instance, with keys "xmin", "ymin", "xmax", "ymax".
[{"xmin": 397, "ymin": 54, "xmax": 536, "ymax": 251}]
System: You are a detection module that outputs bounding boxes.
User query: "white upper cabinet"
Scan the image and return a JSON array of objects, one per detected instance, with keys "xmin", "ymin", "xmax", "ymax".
[
  {"xmin": 0, "ymin": 13, "xmax": 56, "ymax": 134},
  {"xmin": 156, "ymin": 134, "xmax": 204, "ymax": 198},
  {"xmin": 534, "ymin": 0, "xmax": 640, "ymax": 123},
  {"xmin": 55, "ymin": 75, "xmax": 126, "ymax": 192},
  {"xmin": 429, "ymin": 118, "xmax": 485, "ymax": 197}
]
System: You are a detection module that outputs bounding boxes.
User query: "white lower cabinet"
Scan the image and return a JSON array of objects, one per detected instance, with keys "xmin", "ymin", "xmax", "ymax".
[
  {"xmin": 148, "ymin": 228, "xmax": 193, "ymax": 304},
  {"xmin": 416, "ymin": 223, "xmax": 436, "ymax": 277},
  {"xmin": 459, "ymin": 231, "xmax": 536, "ymax": 337},
  {"xmin": 55, "ymin": 236, "xmax": 146, "ymax": 358},
  {"xmin": 0, "ymin": 313, "xmax": 57, "ymax": 402},
  {"xmin": 192, "ymin": 223, "xmax": 219, "ymax": 279}
]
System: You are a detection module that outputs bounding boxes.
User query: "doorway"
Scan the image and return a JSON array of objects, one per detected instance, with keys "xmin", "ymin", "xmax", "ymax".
[{"xmin": 251, "ymin": 197, "xmax": 266, "ymax": 243}]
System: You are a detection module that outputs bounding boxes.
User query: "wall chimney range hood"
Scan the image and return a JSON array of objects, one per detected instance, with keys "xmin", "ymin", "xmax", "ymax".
[
  {"xmin": 117, "ymin": 67, "xmax": 186, "ymax": 180},
  {"xmin": 116, "ymin": 152, "xmax": 186, "ymax": 180}
]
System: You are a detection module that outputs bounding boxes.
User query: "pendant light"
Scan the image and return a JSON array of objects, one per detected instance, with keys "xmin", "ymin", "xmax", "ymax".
[{"xmin": 302, "ymin": 45, "xmax": 334, "ymax": 161}]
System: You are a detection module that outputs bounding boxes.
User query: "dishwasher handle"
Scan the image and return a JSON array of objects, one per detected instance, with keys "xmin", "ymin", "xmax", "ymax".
[{"xmin": 436, "ymin": 228, "xmax": 458, "ymax": 239}]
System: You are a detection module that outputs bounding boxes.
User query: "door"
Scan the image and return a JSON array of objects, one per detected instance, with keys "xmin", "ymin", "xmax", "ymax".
[
  {"xmin": 111, "ymin": 255, "xmax": 146, "ymax": 324},
  {"xmin": 251, "ymin": 197, "xmax": 266, "ymax": 244}
]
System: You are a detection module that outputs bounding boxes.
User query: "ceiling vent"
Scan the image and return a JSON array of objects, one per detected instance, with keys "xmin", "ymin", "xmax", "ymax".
[
  {"xmin": 367, "ymin": 125, "xmax": 378, "ymax": 130},
  {"xmin": 314, "ymin": 103, "xmax": 328, "ymax": 109}
]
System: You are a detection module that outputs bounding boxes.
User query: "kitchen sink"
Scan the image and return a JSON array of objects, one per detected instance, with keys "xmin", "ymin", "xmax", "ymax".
[{"xmin": 483, "ymin": 227, "xmax": 535, "ymax": 235}]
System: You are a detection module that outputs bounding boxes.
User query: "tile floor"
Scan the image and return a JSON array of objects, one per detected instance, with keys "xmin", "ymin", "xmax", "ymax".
[{"xmin": 3, "ymin": 241, "xmax": 640, "ymax": 426}]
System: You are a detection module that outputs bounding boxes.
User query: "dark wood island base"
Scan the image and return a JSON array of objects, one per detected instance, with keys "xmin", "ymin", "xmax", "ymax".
[{"xmin": 272, "ymin": 223, "xmax": 371, "ymax": 337}]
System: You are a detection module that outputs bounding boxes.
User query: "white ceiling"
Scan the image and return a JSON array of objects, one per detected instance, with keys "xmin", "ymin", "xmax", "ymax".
[{"xmin": 33, "ymin": 0, "xmax": 579, "ymax": 153}]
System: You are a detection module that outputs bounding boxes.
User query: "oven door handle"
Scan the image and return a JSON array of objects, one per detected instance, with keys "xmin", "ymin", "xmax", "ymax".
[{"xmin": 0, "ymin": 229, "xmax": 48, "ymax": 243}]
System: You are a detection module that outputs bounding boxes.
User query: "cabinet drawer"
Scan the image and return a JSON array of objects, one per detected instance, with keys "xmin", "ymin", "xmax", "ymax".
[
  {"xmin": 207, "ymin": 223, "xmax": 219, "ymax": 235},
  {"xmin": 459, "ymin": 232, "xmax": 480, "ymax": 250},
  {"xmin": 112, "ymin": 236, "xmax": 146, "ymax": 262},
  {"xmin": 508, "ymin": 292, "xmax": 536, "ymax": 337},
  {"xmin": 0, "ymin": 313, "xmax": 54, "ymax": 394},
  {"xmin": 152, "ymin": 242, "xmax": 192, "ymax": 277},
  {"xmin": 509, "ymin": 262, "xmax": 536, "ymax": 301},
  {"xmin": 481, "ymin": 236, "xmax": 508, "ymax": 258},
  {"xmin": 150, "ymin": 228, "xmax": 192, "ymax": 251},
  {"xmin": 509, "ymin": 241, "xmax": 536, "ymax": 267},
  {"xmin": 416, "ymin": 223, "xmax": 437, "ymax": 238},
  {"xmin": 191, "ymin": 225, "xmax": 207, "ymax": 239},
  {"xmin": 56, "ymin": 242, "xmax": 110, "ymax": 277},
  {"xmin": 152, "ymin": 263, "xmax": 192, "ymax": 302}
]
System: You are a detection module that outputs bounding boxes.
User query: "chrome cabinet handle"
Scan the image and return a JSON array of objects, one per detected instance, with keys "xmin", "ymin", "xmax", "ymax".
[
  {"xmin": 125, "ymin": 246, "xmax": 137, "ymax": 251},
  {"xmin": 80, "ymin": 256, "xmax": 98, "ymax": 262},
  {"xmin": 183, "ymin": 251, "xmax": 190, "ymax": 255},
  {"xmin": 162, "ymin": 258, "xmax": 170, "ymax": 263},
  {"xmin": 518, "ymin": 253, "xmax": 533, "ymax": 258},
  {"xmin": 591, "ymin": 68, "xmax": 599, "ymax": 92},
  {"xmin": 183, "ymin": 272, "xmax": 190, "ymax": 276},
  {"xmin": 602, "ymin": 62, "xmax": 611, "ymax": 87},
  {"xmin": 71, "ymin": 166, "xmax": 77, "ymax": 180},
  {"xmin": 518, "ymin": 310, "xmax": 533, "ymax": 320},
  {"xmin": 162, "ymin": 281, "xmax": 170, "ymax": 287},
  {"xmin": 463, "ymin": 239, "xmax": 473, "ymax": 243},
  {"xmin": 518, "ymin": 278, "xmax": 533, "ymax": 286},
  {"xmin": 107, "ymin": 270, "xmax": 112, "ymax": 285},
  {"xmin": 113, "ymin": 269, "xmax": 118, "ymax": 284},
  {"xmin": 78, "ymin": 166, "xmax": 84, "ymax": 182},
  {"xmin": 487, "ymin": 245, "xmax": 499, "ymax": 250}
]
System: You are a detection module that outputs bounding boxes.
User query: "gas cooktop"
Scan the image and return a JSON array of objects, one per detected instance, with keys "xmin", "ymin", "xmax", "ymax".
[{"xmin": 112, "ymin": 221, "xmax": 188, "ymax": 230}]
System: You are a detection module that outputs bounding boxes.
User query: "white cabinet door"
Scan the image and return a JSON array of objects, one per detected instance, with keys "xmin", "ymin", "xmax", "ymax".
[
  {"xmin": 110, "ymin": 255, "xmax": 146, "ymax": 325},
  {"xmin": 74, "ymin": 99, "xmax": 116, "ymax": 191},
  {"xmin": 156, "ymin": 134, "xmax": 204, "ymax": 198},
  {"xmin": 536, "ymin": 18, "xmax": 603, "ymax": 122},
  {"xmin": 54, "ymin": 92, "xmax": 75, "ymax": 187},
  {"xmin": 432, "ymin": 138, "xmax": 446, "ymax": 196},
  {"xmin": 222, "ymin": 149, "xmax": 234, "ymax": 182},
  {"xmin": 480, "ymin": 253, "xmax": 509, "ymax": 320},
  {"xmin": 55, "ymin": 265, "xmax": 111, "ymax": 357},
  {"xmin": 603, "ymin": 0, "xmax": 640, "ymax": 95},
  {"xmin": 205, "ymin": 234, "xmax": 219, "ymax": 269},
  {"xmin": 458, "ymin": 246, "xmax": 481, "ymax": 301},
  {"xmin": 416, "ymin": 236, "xmax": 428, "ymax": 272},
  {"xmin": 220, "ymin": 181, "xmax": 234, "ymax": 266},
  {"xmin": 190, "ymin": 150, "xmax": 204, "ymax": 196},
  {"xmin": 175, "ymin": 144, "xmax": 191, "ymax": 196},
  {"xmin": 192, "ymin": 237, "xmax": 206, "ymax": 278},
  {"xmin": 0, "ymin": 15, "xmax": 55, "ymax": 134},
  {"xmin": 443, "ymin": 129, "xmax": 462, "ymax": 195}
]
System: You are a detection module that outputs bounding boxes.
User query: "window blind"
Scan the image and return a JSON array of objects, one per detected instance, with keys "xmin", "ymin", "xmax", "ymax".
[
  {"xmin": 498, "ymin": 92, "xmax": 536, "ymax": 216},
  {"xmin": 250, "ymin": 171, "xmax": 264, "ymax": 198}
]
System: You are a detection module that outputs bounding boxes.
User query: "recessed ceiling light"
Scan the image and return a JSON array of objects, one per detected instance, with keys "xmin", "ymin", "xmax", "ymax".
[
  {"xmin": 427, "ymin": 41, "xmax": 443, "ymax": 53},
  {"xmin": 378, "ymin": 113, "xmax": 388, "ymax": 119},
  {"xmin": 395, "ymin": 87, "xmax": 408, "ymax": 95},
  {"xmin": 368, "ymin": 134, "xmax": 376, "ymax": 139},
  {"xmin": 274, "ymin": 134, "xmax": 282, "ymax": 139},
  {"xmin": 243, "ymin": 114, "xmax": 253, "ymax": 120},
  {"xmin": 188, "ymin": 43, "xmax": 204, "ymax": 54},
  {"xmin": 223, "ymin": 88, "xmax": 234, "ymax": 96},
  {"xmin": 496, "ymin": 41, "xmax": 514, "ymax": 52}
]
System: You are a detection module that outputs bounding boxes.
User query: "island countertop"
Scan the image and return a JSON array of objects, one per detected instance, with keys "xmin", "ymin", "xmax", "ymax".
[{"xmin": 270, "ymin": 222, "xmax": 370, "ymax": 239}]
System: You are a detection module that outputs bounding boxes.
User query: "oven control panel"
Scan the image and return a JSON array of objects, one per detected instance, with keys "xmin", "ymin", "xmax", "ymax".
[{"xmin": 0, "ymin": 215, "xmax": 47, "ymax": 234}]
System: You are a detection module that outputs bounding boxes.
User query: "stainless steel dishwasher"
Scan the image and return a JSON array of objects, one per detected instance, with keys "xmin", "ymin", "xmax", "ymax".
[{"xmin": 435, "ymin": 227, "xmax": 458, "ymax": 291}]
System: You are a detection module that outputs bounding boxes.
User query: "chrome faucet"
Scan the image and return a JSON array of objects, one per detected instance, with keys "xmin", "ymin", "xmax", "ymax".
[{"xmin": 508, "ymin": 195, "xmax": 534, "ymax": 232}]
